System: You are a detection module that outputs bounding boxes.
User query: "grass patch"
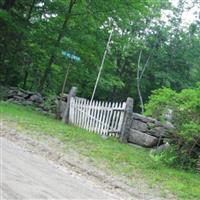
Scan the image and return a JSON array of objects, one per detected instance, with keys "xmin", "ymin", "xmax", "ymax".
[{"xmin": 1, "ymin": 102, "xmax": 200, "ymax": 200}]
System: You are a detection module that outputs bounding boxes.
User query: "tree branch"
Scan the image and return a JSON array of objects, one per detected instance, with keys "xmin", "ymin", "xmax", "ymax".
[{"xmin": 139, "ymin": 54, "xmax": 151, "ymax": 80}]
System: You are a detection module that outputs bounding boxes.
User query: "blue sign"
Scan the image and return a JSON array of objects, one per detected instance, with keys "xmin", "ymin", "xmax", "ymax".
[{"xmin": 62, "ymin": 51, "xmax": 81, "ymax": 62}]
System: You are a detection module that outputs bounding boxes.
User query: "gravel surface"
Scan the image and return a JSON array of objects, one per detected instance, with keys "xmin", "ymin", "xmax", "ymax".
[{"xmin": 1, "ymin": 137, "xmax": 119, "ymax": 200}]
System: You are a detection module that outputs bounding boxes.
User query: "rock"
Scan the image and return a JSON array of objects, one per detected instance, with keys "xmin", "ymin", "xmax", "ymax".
[
  {"xmin": 7, "ymin": 98, "xmax": 15, "ymax": 102},
  {"xmin": 13, "ymin": 96, "xmax": 24, "ymax": 101},
  {"xmin": 163, "ymin": 138, "xmax": 170, "ymax": 144},
  {"xmin": 131, "ymin": 120, "xmax": 148, "ymax": 132},
  {"xmin": 132, "ymin": 113, "xmax": 157, "ymax": 123},
  {"xmin": 56, "ymin": 100, "xmax": 67, "ymax": 119},
  {"xmin": 128, "ymin": 129, "xmax": 158, "ymax": 148},
  {"xmin": 29, "ymin": 94, "xmax": 43, "ymax": 104},
  {"xmin": 9, "ymin": 87, "xmax": 18, "ymax": 90},
  {"xmin": 153, "ymin": 143, "xmax": 170, "ymax": 153},
  {"xmin": 22, "ymin": 100, "xmax": 33, "ymax": 106},
  {"xmin": 147, "ymin": 122, "xmax": 156, "ymax": 129},
  {"xmin": 25, "ymin": 90, "xmax": 34, "ymax": 95},
  {"xmin": 17, "ymin": 91, "xmax": 26, "ymax": 97},
  {"xmin": 163, "ymin": 121, "xmax": 174, "ymax": 130},
  {"xmin": 7, "ymin": 90, "xmax": 17, "ymax": 98},
  {"xmin": 154, "ymin": 120, "xmax": 163, "ymax": 127},
  {"xmin": 163, "ymin": 108, "xmax": 173, "ymax": 122},
  {"xmin": 149, "ymin": 126, "xmax": 166, "ymax": 137}
]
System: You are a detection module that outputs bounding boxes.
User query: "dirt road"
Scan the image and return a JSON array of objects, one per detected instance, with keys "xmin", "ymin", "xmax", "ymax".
[{"xmin": 0, "ymin": 137, "xmax": 119, "ymax": 200}]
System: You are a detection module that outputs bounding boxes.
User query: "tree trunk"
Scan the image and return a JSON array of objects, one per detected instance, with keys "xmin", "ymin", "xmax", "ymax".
[
  {"xmin": 10, "ymin": 0, "xmax": 36, "ymax": 88},
  {"xmin": 136, "ymin": 50, "xmax": 151, "ymax": 114},
  {"xmin": 137, "ymin": 50, "xmax": 144, "ymax": 114},
  {"xmin": 2, "ymin": 0, "xmax": 16, "ymax": 11},
  {"xmin": 137, "ymin": 77, "xmax": 144, "ymax": 113},
  {"xmin": 22, "ymin": 69, "xmax": 29, "ymax": 89},
  {"xmin": 38, "ymin": 0, "xmax": 77, "ymax": 92}
]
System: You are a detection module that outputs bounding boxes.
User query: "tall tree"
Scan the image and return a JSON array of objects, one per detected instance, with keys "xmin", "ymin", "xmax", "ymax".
[{"xmin": 38, "ymin": 0, "xmax": 77, "ymax": 92}]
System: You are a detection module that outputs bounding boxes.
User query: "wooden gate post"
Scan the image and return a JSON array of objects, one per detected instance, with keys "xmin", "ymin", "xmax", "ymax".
[
  {"xmin": 62, "ymin": 87, "xmax": 77, "ymax": 123},
  {"xmin": 119, "ymin": 97, "xmax": 134, "ymax": 143}
]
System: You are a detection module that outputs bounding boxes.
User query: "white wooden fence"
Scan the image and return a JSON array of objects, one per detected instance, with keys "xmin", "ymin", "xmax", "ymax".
[{"xmin": 69, "ymin": 97, "xmax": 126, "ymax": 136}]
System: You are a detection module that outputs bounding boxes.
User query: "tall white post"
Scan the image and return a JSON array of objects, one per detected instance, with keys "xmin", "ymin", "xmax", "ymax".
[{"xmin": 91, "ymin": 27, "xmax": 114, "ymax": 101}]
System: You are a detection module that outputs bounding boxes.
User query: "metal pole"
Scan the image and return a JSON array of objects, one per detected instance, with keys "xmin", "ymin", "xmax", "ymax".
[
  {"xmin": 90, "ymin": 27, "xmax": 114, "ymax": 101},
  {"xmin": 60, "ymin": 62, "xmax": 71, "ymax": 101}
]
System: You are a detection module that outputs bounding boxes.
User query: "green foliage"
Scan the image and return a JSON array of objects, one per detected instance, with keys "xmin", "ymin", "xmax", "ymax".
[
  {"xmin": 144, "ymin": 87, "xmax": 177, "ymax": 118},
  {"xmin": 42, "ymin": 95, "xmax": 58, "ymax": 113},
  {"xmin": 145, "ymin": 83, "xmax": 200, "ymax": 169}
]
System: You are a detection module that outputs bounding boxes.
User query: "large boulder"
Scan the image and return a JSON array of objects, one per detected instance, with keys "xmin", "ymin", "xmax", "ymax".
[
  {"xmin": 149, "ymin": 126, "xmax": 167, "ymax": 137},
  {"xmin": 56, "ymin": 100, "xmax": 67, "ymax": 119},
  {"xmin": 132, "ymin": 113, "xmax": 156, "ymax": 123},
  {"xmin": 7, "ymin": 89, "xmax": 17, "ymax": 98},
  {"xmin": 29, "ymin": 93, "xmax": 43, "ymax": 104},
  {"xmin": 163, "ymin": 121, "xmax": 174, "ymax": 130},
  {"xmin": 128, "ymin": 129, "xmax": 158, "ymax": 148},
  {"xmin": 131, "ymin": 120, "xmax": 148, "ymax": 132},
  {"xmin": 151, "ymin": 143, "xmax": 170, "ymax": 153},
  {"xmin": 17, "ymin": 90, "xmax": 26, "ymax": 97}
]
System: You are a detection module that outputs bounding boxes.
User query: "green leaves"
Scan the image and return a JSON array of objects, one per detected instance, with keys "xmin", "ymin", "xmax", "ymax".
[
  {"xmin": 145, "ymin": 83, "xmax": 200, "ymax": 169},
  {"xmin": 181, "ymin": 122, "xmax": 200, "ymax": 141}
]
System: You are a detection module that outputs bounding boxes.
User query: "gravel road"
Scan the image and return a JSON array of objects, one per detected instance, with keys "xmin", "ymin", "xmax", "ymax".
[{"xmin": 0, "ymin": 137, "xmax": 119, "ymax": 200}]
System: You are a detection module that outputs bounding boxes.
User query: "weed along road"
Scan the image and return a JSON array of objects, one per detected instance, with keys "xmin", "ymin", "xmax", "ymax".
[{"xmin": 0, "ymin": 137, "xmax": 119, "ymax": 200}]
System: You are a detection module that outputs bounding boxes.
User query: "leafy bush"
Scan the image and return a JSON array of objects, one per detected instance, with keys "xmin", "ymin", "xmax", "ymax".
[
  {"xmin": 42, "ymin": 95, "xmax": 58, "ymax": 113},
  {"xmin": 145, "ymin": 83, "xmax": 200, "ymax": 169}
]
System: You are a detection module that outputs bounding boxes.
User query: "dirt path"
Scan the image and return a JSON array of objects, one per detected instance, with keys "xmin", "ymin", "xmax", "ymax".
[
  {"xmin": 1, "ymin": 137, "xmax": 120, "ymax": 200},
  {"xmin": 0, "ymin": 121, "xmax": 175, "ymax": 200}
]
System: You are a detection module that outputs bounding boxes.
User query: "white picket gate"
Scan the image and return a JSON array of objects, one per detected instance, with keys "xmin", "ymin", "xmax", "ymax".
[{"xmin": 69, "ymin": 97, "xmax": 126, "ymax": 136}]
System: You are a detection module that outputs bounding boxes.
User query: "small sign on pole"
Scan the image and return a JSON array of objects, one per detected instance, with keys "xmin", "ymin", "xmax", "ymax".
[
  {"xmin": 61, "ymin": 51, "xmax": 81, "ymax": 62},
  {"xmin": 60, "ymin": 51, "xmax": 80, "ymax": 101}
]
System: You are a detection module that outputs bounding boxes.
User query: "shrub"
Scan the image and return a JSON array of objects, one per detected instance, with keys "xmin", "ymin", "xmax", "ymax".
[
  {"xmin": 42, "ymin": 95, "xmax": 58, "ymax": 113},
  {"xmin": 145, "ymin": 83, "xmax": 200, "ymax": 169}
]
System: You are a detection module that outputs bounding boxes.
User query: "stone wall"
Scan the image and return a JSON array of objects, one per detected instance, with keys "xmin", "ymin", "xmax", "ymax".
[
  {"xmin": 127, "ymin": 113, "xmax": 174, "ymax": 148},
  {"xmin": 7, "ymin": 87, "xmax": 44, "ymax": 106},
  {"xmin": 6, "ymin": 87, "xmax": 60, "ymax": 114}
]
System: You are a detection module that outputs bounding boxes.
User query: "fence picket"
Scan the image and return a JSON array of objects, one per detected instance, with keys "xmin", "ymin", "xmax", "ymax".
[
  {"xmin": 79, "ymin": 98, "xmax": 83, "ymax": 128},
  {"xmin": 97, "ymin": 101, "xmax": 104, "ymax": 134},
  {"xmin": 83, "ymin": 99, "xmax": 87, "ymax": 129},
  {"xmin": 88, "ymin": 101, "xmax": 94, "ymax": 131},
  {"xmin": 90, "ymin": 101, "xmax": 96, "ymax": 132},
  {"xmin": 88, "ymin": 101, "xmax": 92, "ymax": 131},
  {"xmin": 77, "ymin": 98, "xmax": 80, "ymax": 126},
  {"xmin": 74, "ymin": 98, "xmax": 77, "ymax": 125},
  {"xmin": 85, "ymin": 100, "xmax": 89, "ymax": 130},
  {"xmin": 106, "ymin": 102, "xmax": 114, "ymax": 136},
  {"xmin": 94, "ymin": 101, "xmax": 100, "ymax": 132},
  {"xmin": 115, "ymin": 103, "xmax": 122, "ymax": 131},
  {"xmin": 104, "ymin": 102, "xmax": 111, "ymax": 136},
  {"xmin": 100, "ymin": 102, "xmax": 107, "ymax": 135},
  {"xmin": 110, "ymin": 102, "xmax": 118, "ymax": 132},
  {"xmin": 72, "ymin": 98, "xmax": 75, "ymax": 124},
  {"xmin": 69, "ymin": 97, "xmax": 73, "ymax": 123}
]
